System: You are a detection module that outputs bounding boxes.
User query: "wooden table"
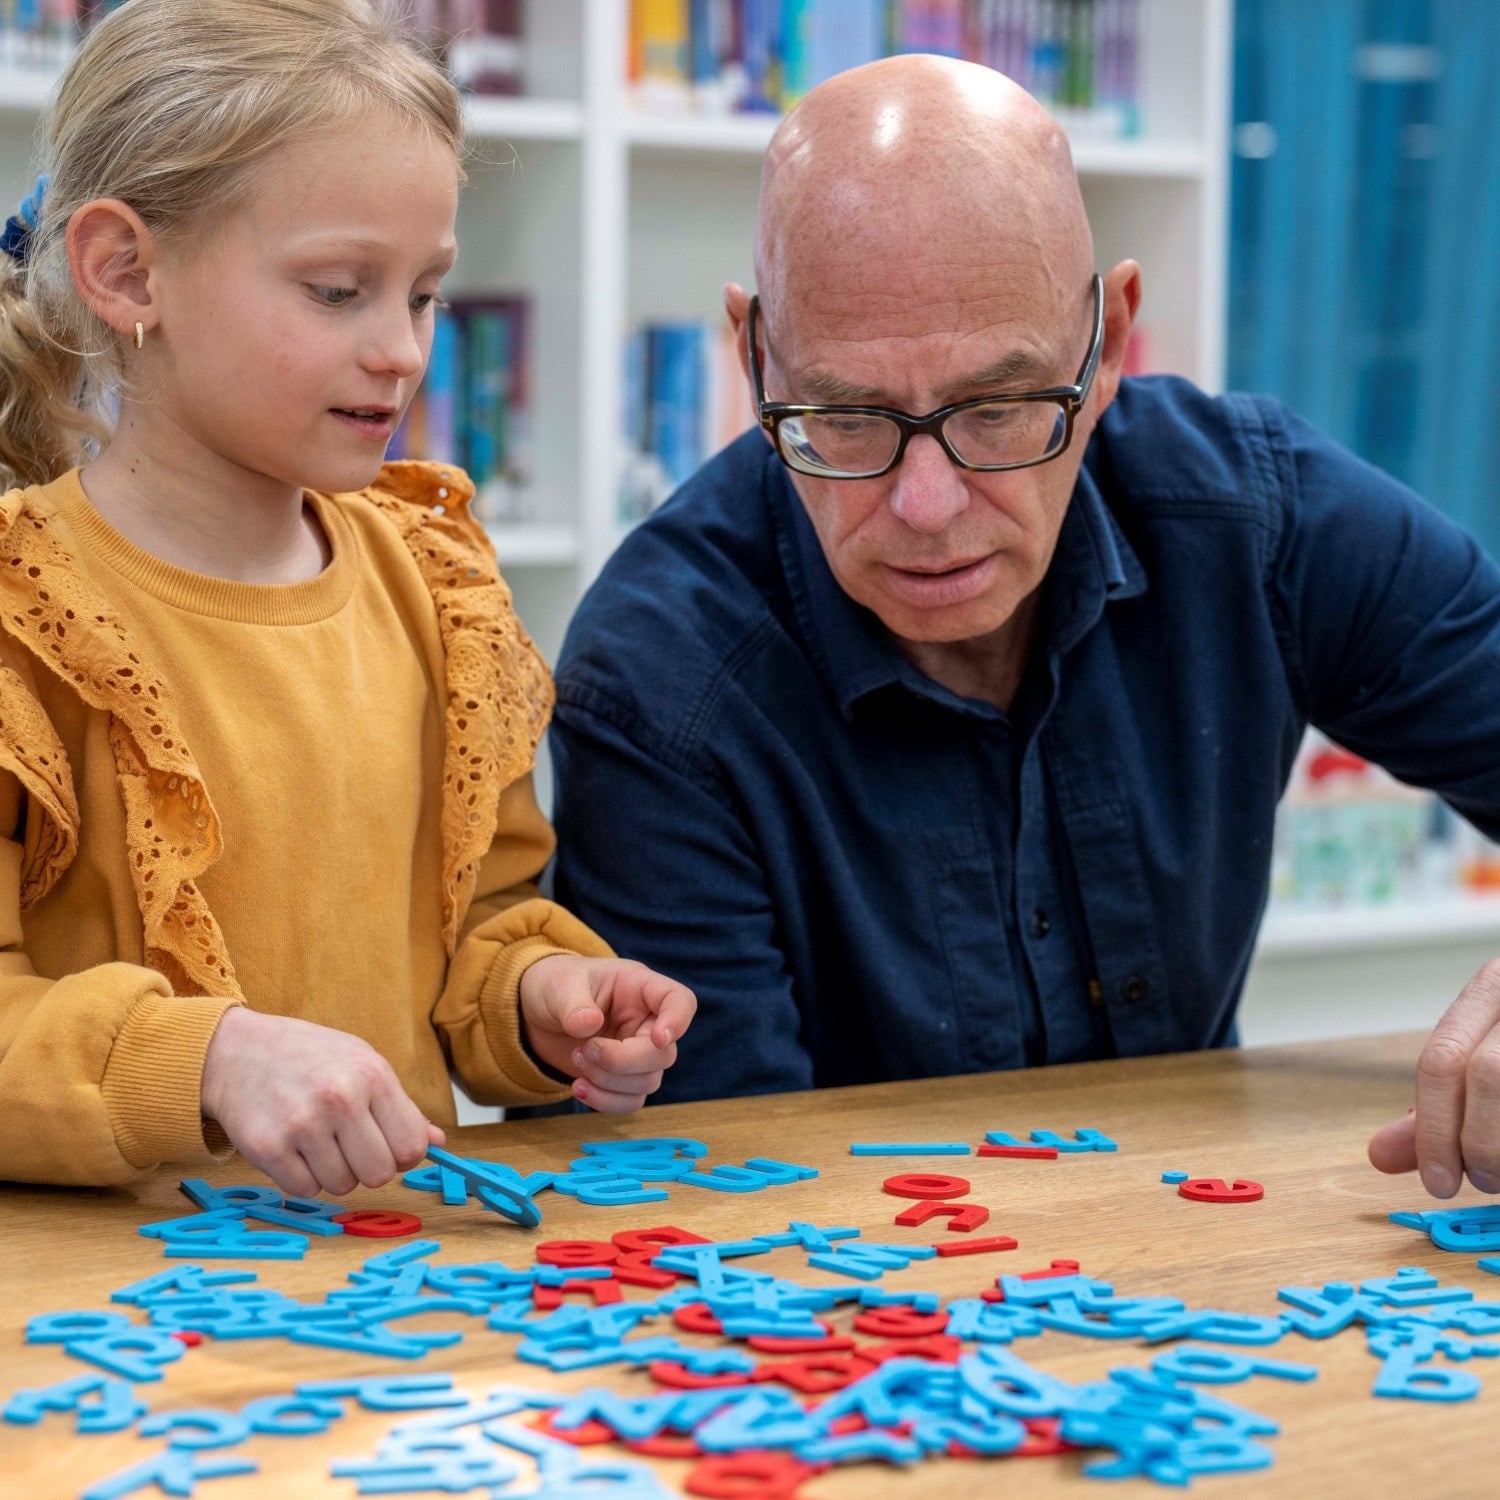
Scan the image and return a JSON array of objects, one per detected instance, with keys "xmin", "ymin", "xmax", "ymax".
[{"xmin": 4, "ymin": 1031, "xmax": 1496, "ymax": 1499}]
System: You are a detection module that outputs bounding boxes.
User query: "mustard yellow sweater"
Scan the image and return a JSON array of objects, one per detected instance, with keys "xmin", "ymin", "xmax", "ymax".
[{"xmin": 0, "ymin": 460, "xmax": 606, "ymax": 1186}]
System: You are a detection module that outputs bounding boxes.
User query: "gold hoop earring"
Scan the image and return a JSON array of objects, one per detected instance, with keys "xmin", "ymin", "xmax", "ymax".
[{"xmin": 133, "ymin": 321, "xmax": 144, "ymax": 350}]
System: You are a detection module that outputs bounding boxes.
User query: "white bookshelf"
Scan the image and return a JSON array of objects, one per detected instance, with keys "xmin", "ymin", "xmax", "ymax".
[{"xmin": 0, "ymin": 0, "xmax": 1233, "ymax": 665}]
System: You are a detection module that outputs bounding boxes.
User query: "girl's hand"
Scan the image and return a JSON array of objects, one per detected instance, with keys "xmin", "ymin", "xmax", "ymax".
[
  {"xmin": 519, "ymin": 955, "xmax": 696, "ymax": 1111},
  {"xmin": 200, "ymin": 1008, "xmax": 445, "ymax": 1197}
]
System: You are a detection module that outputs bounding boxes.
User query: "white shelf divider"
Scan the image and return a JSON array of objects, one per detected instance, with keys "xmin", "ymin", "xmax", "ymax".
[
  {"xmin": 486, "ymin": 522, "xmax": 581, "ymax": 568},
  {"xmin": 0, "ymin": 67, "xmax": 56, "ymax": 114},
  {"xmin": 626, "ymin": 108, "xmax": 1210, "ymax": 180},
  {"xmin": 1256, "ymin": 895, "xmax": 1500, "ymax": 959},
  {"xmin": 464, "ymin": 95, "xmax": 584, "ymax": 144}
]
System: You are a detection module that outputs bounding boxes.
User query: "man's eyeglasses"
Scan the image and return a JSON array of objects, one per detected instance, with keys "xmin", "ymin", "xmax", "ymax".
[{"xmin": 747, "ymin": 274, "xmax": 1104, "ymax": 481}]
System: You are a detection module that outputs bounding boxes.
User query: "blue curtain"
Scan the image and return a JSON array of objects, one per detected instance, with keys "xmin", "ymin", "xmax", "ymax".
[{"xmin": 1230, "ymin": 0, "xmax": 1500, "ymax": 555}]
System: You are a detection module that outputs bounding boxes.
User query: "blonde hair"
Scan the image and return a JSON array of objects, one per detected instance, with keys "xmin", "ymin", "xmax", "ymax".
[{"xmin": 0, "ymin": 0, "xmax": 464, "ymax": 491}]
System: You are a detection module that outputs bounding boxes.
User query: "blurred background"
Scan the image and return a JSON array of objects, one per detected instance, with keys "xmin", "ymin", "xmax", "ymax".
[{"xmin": 2, "ymin": 0, "xmax": 1497, "ymax": 1061}]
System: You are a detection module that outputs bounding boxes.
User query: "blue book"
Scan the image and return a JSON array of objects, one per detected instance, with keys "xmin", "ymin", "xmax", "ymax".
[
  {"xmin": 622, "ymin": 327, "xmax": 649, "ymax": 453},
  {"xmin": 689, "ymin": 0, "xmax": 717, "ymax": 83},
  {"xmin": 425, "ymin": 305, "xmax": 459, "ymax": 466},
  {"xmin": 465, "ymin": 311, "xmax": 500, "ymax": 487},
  {"xmin": 780, "ymin": 0, "xmax": 812, "ymax": 104},
  {"xmin": 739, "ymin": 0, "xmax": 781, "ymax": 112},
  {"xmin": 809, "ymin": 0, "xmax": 884, "ymax": 88},
  {"xmin": 650, "ymin": 323, "xmax": 706, "ymax": 491}
]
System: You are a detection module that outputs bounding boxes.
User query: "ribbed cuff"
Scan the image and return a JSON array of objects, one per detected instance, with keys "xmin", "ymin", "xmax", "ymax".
[
  {"xmin": 480, "ymin": 938, "xmax": 580, "ymax": 1105},
  {"xmin": 101, "ymin": 993, "xmax": 244, "ymax": 1169}
]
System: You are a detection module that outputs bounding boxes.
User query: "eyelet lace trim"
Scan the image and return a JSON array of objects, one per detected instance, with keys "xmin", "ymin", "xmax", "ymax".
[
  {"xmin": 0, "ymin": 461, "xmax": 544, "ymax": 985},
  {"xmin": 360, "ymin": 461, "xmax": 554, "ymax": 954},
  {"xmin": 0, "ymin": 489, "xmax": 240, "ymax": 998}
]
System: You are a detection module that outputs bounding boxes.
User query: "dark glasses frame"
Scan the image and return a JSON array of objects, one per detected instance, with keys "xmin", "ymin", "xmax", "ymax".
[{"xmin": 747, "ymin": 273, "xmax": 1105, "ymax": 479}]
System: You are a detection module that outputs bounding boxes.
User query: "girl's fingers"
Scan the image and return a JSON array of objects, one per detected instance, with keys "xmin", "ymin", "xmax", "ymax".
[
  {"xmin": 572, "ymin": 1077, "xmax": 648, "ymax": 1113},
  {"xmin": 574, "ymin": 1033, "xmax": 677, "ymax": 1077}
]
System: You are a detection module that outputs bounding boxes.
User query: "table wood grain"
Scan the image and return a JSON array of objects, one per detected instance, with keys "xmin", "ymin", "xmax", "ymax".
[{"xmin": 4, "ymin": 1032, "xmax": 1496, "ymax": 1499}]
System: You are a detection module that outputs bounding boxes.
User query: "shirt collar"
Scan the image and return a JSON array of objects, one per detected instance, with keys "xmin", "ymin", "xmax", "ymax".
[{"xmin": 767, "ymin": 442, "xmax": 1148, "ymax": 721}]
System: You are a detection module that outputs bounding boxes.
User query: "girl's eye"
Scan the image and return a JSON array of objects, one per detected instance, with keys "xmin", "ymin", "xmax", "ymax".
[
  {"xmin": 311, "ymin": 285, "xmax": 357, "ymax": 306},
  {"xmin": 412, "ymin": 292, "xmax": 449, "ymax": 315}
]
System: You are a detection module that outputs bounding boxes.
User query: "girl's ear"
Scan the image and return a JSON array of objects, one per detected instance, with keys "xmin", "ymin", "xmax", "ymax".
[{"xmin": 66, "ymin": 198, "xmax": 159, "ymax": 343}]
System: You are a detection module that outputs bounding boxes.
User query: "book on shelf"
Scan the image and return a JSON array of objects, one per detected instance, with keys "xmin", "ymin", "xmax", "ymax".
[
  {"xmin": 0, "ymin": 0, "xmax": 87, "ymax": 70},
  {"xmin": 0, "ymin": 0, "xmax": 524, "ymax": 96},
  {"xmin": 627, "ymin": 0, "xmax": 1140, "ymax": 136},
  {"xmin": 619, "ymin": 318, "xmax": 751, "ymax": 525},
  {"xmin": 389, "ymin": 295, "xmax": 534, "ymax": 526},
  {"xmin": 370, "ymin": 0, "xmax": 524, "ymax": 97}
]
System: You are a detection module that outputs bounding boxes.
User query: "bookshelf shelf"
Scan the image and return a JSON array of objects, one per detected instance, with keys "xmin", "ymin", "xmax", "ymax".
[
  {"xmin": 624, "ymin": 109, "xmax": 1209, "ymax": 181},
  {"xmin": 1256, "ymin": 895, "xmax": 1500, "ymax": 959},
  {"xmin": 0, "ymin": 68, "xmax": 57, "ymax": 114},
  {"xmin": 625, "ymin": 110, "xmax": 779, "ymax": 154},
  {"xmin": 464, "ymin": 95, "xmax": 584, "ymax": 144},
  {"xmin": 486, "ymin": 521, "xmax": 581, "ymax": 568}
]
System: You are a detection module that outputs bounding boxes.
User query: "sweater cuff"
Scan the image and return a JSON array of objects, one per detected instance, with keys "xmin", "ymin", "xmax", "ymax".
[
  {"xmin": 101, "ymin": 993, "xmax": 244, "ymax": 1169},
  {"xmin": 480, "ymin": 938, "xmax": 580, "ymax": 1105}
]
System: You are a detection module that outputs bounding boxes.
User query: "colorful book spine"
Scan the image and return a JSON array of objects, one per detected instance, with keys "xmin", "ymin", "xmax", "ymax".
[
  {"xmin": 621, "ymin": 319, "xmax": 751, "ymax": 523},
  {"xmin": 448, "ymin": 0, "xmax": 524, "ymax": 97},
  {"xmin": 635, "ymin": 0, "xmax": 693, "ymax": 110},
  {"xmin": 626, "ymin": 0, "xmax": 1137, "ymax": 135},
  {"xmin": 739, "ymin": 0, "xmax": 783, "ymax": 113},
  {"xmin": 424, "ymin": 306, "xmax": 460, "ymax": 467},
  {"xmin": 389, "ymin": 298, "xmax": 531, "ymax": 519}
]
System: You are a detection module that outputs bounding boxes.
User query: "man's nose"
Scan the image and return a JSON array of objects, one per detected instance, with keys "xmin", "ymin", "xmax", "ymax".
[{"xmin": 888, "ymin": 434, "xmax": 970, "ymax": 534}]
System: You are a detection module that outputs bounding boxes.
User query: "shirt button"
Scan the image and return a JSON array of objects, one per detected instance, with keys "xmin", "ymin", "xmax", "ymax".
[
  {"xmin": 1120, "ymin": 973, "xmax": 1150, "ymax": 1004},
  {"xmin": 1030, "ymin": 909, "xmax": 1050, "ymax": 939}
]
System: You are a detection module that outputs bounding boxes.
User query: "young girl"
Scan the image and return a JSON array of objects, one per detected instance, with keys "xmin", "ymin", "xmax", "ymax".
[{"xmin": 0, "ymin": 0, "xmax": 695, "ymax": 1193}]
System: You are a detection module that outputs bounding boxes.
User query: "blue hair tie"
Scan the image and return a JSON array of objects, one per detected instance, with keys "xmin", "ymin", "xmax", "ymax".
[{"xmin": 0, "ymin": 175, "xmax": 50, "ymax": 268}]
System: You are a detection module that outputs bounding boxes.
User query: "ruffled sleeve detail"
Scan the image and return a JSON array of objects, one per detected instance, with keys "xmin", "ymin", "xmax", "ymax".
[
  {"xmin": 359, "ymin": 462, "xmax": 555, "ymax": 953},
  {"xmin": 0, "ymin": 488, "xmax": 240, "ymax": 998}
]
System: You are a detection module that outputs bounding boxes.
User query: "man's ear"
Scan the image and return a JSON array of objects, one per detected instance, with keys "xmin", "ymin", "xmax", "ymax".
[
  {"xmin": 724, "ymin": 281, "xmax": 753, "ymax": 384},
  {"xmin": 724, "ymin": 280, "xmax": 775, "ymax": 448},
  {"xmin": 1091, "ymin": 258, "xmax": 1143, "ymax": 416},
  {"xmin": 66, "ymin": 198, "xmax": 159, "ymax": 344}
]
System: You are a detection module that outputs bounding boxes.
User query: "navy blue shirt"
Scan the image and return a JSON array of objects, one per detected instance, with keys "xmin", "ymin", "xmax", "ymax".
[{"xmin": 551, "ymin": 377, "xmax": 1500, "ymax": 1103}]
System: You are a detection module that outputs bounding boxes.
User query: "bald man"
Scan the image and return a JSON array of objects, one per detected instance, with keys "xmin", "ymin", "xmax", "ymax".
[{"xmin": 551, "ymin": 58, "xmax": 1500, "ymax": 1202}]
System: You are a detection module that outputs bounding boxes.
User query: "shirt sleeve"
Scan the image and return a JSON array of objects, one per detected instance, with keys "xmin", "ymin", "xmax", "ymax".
[
  {"xmin": 1265, "ymin": 400, "xmax": 1500, "ymax": 836},
  {"xmin": 431, "ymin": 771, "xmax": 613, "ymax": 1108},
  {"xmin": 0, "ymin": 769, "xmax": 241, "ymax": 1186},
  {"xmin": 550, "ymin": 690, "xmax": 816, "ymax": 1104}
]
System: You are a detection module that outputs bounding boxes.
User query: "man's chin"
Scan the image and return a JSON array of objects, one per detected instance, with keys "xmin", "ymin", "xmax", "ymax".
[{"xmin": 872, "ymin": 595, "xmax": 1023, "ymax": 647}]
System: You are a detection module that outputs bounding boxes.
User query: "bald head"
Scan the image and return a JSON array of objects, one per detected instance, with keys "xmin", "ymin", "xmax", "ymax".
[{"xmin": 755, "ymin": 54, "xmax": 1094, "ymax": 352}]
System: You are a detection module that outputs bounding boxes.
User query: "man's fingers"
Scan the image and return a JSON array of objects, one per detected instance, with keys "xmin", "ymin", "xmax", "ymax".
[
  {"xmin": 1461, "ymin": 1036, "xmax": 1500, "ymax": 1192},
  {"xmin": 572, "ymin": 1077, "xmax": 647, "ymax": 1113},
  {"xmin": 1368, "ymin": 1110, "xmax": 1418, "ymax": 1174},
  {"xmin": 1417, "ymin": 963, "xmax": 1500, "ymax": 1198}
]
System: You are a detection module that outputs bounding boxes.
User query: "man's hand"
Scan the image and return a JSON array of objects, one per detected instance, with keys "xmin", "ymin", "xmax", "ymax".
[
  {"xmin": 1368, "ymin": 960, "xmax": 1500, "ymax": 1197},
  {"xmin": 200, "ymin": 1008, "xmax": 445, "ymax": 1198},
  {"xmin": 520, "ymin": 954, "xmax": 696, "ymax": 1112}
]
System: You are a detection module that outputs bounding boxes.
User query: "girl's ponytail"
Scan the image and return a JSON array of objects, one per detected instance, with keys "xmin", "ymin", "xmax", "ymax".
[{"xmin": 0, "ymin": 180, "xmax": 108, "ymax": 491}]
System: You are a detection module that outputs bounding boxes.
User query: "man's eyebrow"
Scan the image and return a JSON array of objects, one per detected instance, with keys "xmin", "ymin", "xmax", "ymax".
[{"xmin": 794, "ymin": 346, "xmax": 1054, "ymax": 406}]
